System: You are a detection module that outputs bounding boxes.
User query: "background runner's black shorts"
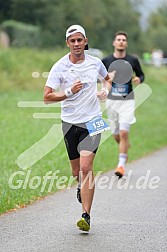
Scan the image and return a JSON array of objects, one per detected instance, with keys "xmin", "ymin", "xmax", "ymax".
[{"xmin": 62, "ymin": 121, "xmax": 101, "ymax": 160}]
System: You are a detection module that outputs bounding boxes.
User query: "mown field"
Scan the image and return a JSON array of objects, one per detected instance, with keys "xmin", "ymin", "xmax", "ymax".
[{"xmin": 0, "ymin": 48, "xmax": 167, "ymax": 215}]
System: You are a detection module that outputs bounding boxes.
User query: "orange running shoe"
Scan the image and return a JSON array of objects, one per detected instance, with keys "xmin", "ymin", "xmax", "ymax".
[{"xmin": 115, "ymin": 166, "xmax": 125, "ymax": 178}]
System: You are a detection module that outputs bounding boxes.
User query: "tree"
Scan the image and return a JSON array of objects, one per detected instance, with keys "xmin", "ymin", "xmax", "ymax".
[
  {"xmin": 145, "ymin": 2, "xmax": 167, "ymax": 53},
  {"xmin": 0, "ymin": 0, "xmax": 144, "ymax": 52},
  {"xmin": 0, "ymin": 0, "xmax": 12, "ymax": 23}
]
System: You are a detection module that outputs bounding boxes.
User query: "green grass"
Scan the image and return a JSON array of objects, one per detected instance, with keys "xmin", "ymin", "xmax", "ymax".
[
  {"xmin": 0, "ymin": 49, "xmax": 167, "ymax": 215},
  {"xmin": 0, "ymin": 47, "xmax": 68, "ymax": 91}
]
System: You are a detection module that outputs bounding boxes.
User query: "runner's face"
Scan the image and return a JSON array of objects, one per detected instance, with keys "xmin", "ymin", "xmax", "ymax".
[
  {"xmin": 113, "ymin": 35, "xmax": 128, "ymax": 51},
  {"xmin": 66, "ymin": 33, "xmax": 88, "ymax": 56}
]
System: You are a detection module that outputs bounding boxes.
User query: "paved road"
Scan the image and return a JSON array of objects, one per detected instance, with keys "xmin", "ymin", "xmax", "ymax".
[{"xmin": 0, "ymin": 148, "xmax": 167, "ymax": 252}]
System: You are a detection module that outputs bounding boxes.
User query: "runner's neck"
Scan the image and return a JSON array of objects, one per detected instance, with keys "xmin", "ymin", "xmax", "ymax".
[
  {"xmin": 113, "ymin": 50, "xmax": 126, "ymax": 59},
  {"xmin": 69, "ymin": 53, "xmax": 85, "ymax": 64}
]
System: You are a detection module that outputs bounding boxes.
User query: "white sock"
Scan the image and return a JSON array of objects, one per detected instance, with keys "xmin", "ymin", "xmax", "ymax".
[{"xmin": 117, "ymin": 153, "xmax": 127, "ymax": 168}]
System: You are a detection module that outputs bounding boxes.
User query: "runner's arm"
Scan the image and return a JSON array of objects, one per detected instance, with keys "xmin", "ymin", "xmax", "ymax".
[
  {"xmin": 43, "ymin": 80, "xmax": 83, "ymax": 104},
  {"xmin": 97, "ymin": 72, "xmax": 115, "ymax": 101},
  {"xmin": 133, "ymin": 58, "xmax": 145, "ymax": 84}
]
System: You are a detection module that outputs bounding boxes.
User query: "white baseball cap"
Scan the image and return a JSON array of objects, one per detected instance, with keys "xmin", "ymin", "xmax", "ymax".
[{"xmin": 66, "ymin": 24, "xmax": 88, "ymax": 50}]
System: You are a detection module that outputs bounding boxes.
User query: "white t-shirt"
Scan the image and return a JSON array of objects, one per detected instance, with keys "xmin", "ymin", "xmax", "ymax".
[{"xmin": 46, "ymin": 53, "xmax": 108, "ymax": 124}]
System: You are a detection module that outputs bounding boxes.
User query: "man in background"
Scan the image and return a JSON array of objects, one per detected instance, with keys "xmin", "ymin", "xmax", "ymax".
[{"xmin": 102, "ymin": 31, "xmax": 145, "ymax": 178}]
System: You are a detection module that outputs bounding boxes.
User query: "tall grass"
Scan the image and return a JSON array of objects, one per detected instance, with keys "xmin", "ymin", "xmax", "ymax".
[
  {"xmin": 0, "ymin": 47, "xmax": 68, "ymax": 90},
  {"xmin": 0, "ymin": 48, "xmax": 167, "ymax": 215}
]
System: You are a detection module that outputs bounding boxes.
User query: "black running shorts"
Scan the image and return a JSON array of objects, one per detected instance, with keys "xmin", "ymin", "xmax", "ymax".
[{"xmin": 62, "ymin": 121, "xmax": 101, "ymax": 160}]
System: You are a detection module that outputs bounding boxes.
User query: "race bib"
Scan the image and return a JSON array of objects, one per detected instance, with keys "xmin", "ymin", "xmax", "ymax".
[
  {"xmin": 112, "ymin": 83, "xmax": 129, "ymax": 96},
  {"xmin": 86, "ymin": 116, "xmax": 110, "ymax": 136}
]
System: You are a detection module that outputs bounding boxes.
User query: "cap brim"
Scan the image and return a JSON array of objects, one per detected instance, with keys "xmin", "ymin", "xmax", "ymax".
[{"xmin": 84, "ymin": 44, "xmax": 89, "ymax": 50}]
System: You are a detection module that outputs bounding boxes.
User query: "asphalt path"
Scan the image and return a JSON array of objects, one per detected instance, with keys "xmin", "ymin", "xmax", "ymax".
[{"xmin": 0, "ymin": 147, "xmax": 167, "ymax": 252}]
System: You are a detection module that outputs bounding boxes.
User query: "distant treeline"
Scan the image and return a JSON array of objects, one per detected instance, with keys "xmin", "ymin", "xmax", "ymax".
[{"xmin": 0, "ymin": 0, "xmax": 167, "ymax": 54}]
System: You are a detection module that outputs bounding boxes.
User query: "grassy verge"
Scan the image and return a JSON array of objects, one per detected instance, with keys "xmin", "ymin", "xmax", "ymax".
[
  {"xmin": 0, "ymin": 47, "xmax": 68, "ymax": 91},
  {"xmin": 0, "ymin": 49, "xmax": 167, "ymax": 215}
]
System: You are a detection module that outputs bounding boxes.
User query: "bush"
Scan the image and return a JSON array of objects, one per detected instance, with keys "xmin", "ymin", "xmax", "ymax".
[{"xmin": 0, "ymin": 20, "xmax": 42, "ymax": 48}]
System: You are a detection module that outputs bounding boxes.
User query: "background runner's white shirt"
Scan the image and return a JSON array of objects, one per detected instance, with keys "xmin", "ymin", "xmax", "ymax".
[{"xmin": 46, "ymin": 53, "xmax": 108, "ymax": 124}]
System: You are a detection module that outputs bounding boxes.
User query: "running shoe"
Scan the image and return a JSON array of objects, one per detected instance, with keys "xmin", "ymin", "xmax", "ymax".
[
  {"xmin": 77, "ymin": 212, "xmax": 90, "ymax": 232},
  {"xmin": 115, "ymin": 166, "xmax": 125, "ymax": 178},
  {"xmin": 76, "ymin": 186, "xmax": 82, "ymax": 203}
]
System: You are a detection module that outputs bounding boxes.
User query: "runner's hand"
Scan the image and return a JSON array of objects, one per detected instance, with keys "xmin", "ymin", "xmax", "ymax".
[
  {"xmin": 132, "ymin": 76, "xmax": 141, "ymax": 85},
  {"xmin": 97, "ymin": 89, "xmax": 108, "ymax": 102},
  {"xmin": 71, "ymin": 80, "xmax": 83, "ymax": 94},
  {"xmin": 108, "ymin": 70, "xmax": 116, "ymax": 81}
]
